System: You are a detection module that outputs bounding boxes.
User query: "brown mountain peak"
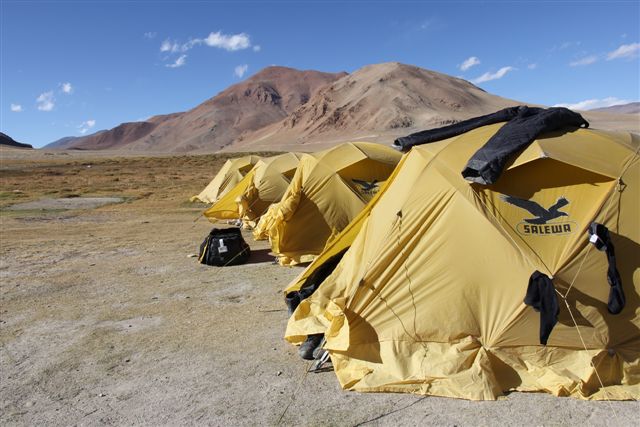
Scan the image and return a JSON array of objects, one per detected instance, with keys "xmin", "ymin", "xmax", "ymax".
[
  {"xmin": 47, "ymin": 62, "xmax": 639, "ymax": 153},
  {"xmin": 56, "ymin": 65, "xmax": 345, "ymax": 152},
  {"xmin": 234, "ymin": 62, "xmax": 524, "ymax": 151},
  {"xmin": 277, "ymin": 61, "xmax": 510, "ymax": 136}
]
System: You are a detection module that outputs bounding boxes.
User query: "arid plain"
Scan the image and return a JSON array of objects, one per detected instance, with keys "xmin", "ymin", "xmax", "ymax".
[{"xmin": 1, "ymin": 147, "xmax": 638, "ymax": 426}]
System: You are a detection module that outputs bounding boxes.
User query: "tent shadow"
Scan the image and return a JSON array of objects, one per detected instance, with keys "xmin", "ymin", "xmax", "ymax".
[
  {"xmin": 282, "ymin": 192, "xmax": 333, "ymax": 256},
  {"xmin": 482, "ymin": 157, "xmax": 613, "ymax": 200},
  {"xmin": 245, "ymin": 249, "xmax": 276, "ymax": 265},
  {"xmin": 611, "ymin": 232, "xmax": 640, "ymax": 304},
  {"xmin": 557, "ymin": 232, "xmax": 640, "ymax": 347},
  {"xmin": 475, "ymin": 127, "xmax": 612, "ymax": 198}
]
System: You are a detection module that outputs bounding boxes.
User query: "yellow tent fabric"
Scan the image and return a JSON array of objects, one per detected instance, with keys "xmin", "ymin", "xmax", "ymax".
[
  {"xmin": 203, "ymin": 169, "xmax": 256, "ymax": 220},
  {"xmin": 286, "ymin": 124, "xmax": 640, "ymax": 400},
  {"xmin": 191, "ymin": 155, "xmax": 261, "ymax": 204},
  {"xmin": 255, "ymin": 142, "xmax": 402, "ymax": 265},
  {"xmin": 238, "ymin": 152, "xmax": 304, "ymax": 229},
  {"xmin": 203, "ymin": 152, "xmax": 303, "ymax": 223},
  {"xmin": 283, "ymin": 154, "xmax": 410, "ymax": 295}
]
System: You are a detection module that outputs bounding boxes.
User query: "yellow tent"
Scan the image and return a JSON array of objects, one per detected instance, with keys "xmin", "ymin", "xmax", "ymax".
[
  {"xmin": 191, "ymin": 155, "xmax": 261, "ymax": 204},
  {"xmin": 204, "ymin": 152, "xmax": 303, "ymax": 225},
  {"xmin": 286, "ymin": 124, "xmax": 640, "ymax": 400},
  {"xmin": 255, "ymin": 142, "xmax": 402, "ymax": 265}
]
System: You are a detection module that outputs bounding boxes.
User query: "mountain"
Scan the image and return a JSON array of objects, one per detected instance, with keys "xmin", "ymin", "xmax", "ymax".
[
  {"xmin": 0, "ymin": 132, "xmax": 33, "ymax": 149},
  {"xmin": 234, "ymin": 62, "xmax": 521, "ymax": 151},
  {"xmin": 589, "ymin": 102, "xmax": 640, "ymax": 114},
  {"xmin": 46, "ymin": 63, "xmax": 640, "ymax": 153},
  {"xmin": 48, "ymin": 67, "xmax": 345, "ymax": 152},
  {"xmin": 46, "ymin": 136, "xmax": 82, "ymax": 149}
]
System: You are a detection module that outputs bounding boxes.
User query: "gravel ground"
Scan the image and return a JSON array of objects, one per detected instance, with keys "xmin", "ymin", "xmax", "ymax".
[{"xmin": 0, "ymin": 150, "xmax": 637, "ymax": 426}]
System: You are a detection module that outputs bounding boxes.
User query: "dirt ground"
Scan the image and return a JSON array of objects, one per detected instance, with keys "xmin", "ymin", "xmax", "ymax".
[{"xmin": 0, "ymin": 148, "xmax": 637, "ymax": 426}]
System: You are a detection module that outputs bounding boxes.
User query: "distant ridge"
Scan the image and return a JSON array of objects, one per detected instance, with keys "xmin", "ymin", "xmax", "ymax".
[
  {"xmin": 47, "ymin": 135, "xmax": 92, "ymax": 149},
  {"xmin": 589, "ymin": 102, "xmax": 639, "ymax": 114},
  {"xmin": 45, "ymin": 63, "xmax": 640, "ymax": 153},
  {"xmin": 1, "ymin": 132, "xmax": 33, "ymax": 149}
]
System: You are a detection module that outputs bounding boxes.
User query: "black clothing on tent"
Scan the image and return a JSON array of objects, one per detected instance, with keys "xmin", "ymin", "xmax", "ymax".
[
  {"xmin": 393, "ymin": 106, "xmax": 589, "ymax": 185},
  {"xmin": 524, "ymin": 271, "xmax": 560, "ymax": 345},
  {"xmin": 461, "ymin": 107, "xmax": 589, "ymax": 184},
  {"xmin": 392, "ymin": 106, "xmax": 524, "ymax": 151},
  {"xmin": 588, "ymin": 222, "xmax": 626, "ymax": 314}
]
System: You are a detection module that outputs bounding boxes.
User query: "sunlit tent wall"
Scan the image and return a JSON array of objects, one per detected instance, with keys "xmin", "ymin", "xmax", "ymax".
[
  {"xmin": 286, "ymin": 124, "xmax": 640, "ymax": 400},
  {"xmin": 255, "ymin": 142, "xmax": 402, "ymax": 265},
  {"xmin": 203, "ymin": 152, "xmax": 303, "ymax": 226},
  {"xmin": 191, "ymin": 155, "xmax": 261, "ymax": 204},
  {"xmin": 282, "ymin": 156, "xmax": 405, "ymax": 296}
]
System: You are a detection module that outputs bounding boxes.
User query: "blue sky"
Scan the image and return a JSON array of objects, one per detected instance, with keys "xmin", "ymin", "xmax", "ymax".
[{"xmin": 1, "ymin": 1, "xmax": 639, "ymax": 148}]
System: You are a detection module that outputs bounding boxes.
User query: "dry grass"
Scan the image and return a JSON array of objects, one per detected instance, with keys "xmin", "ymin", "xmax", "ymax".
[{"xmin": 0, "ymin": 151, "xmax": 280, "ymax": 211}]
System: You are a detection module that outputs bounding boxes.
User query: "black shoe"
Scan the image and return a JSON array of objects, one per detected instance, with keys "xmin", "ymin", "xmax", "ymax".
[
  {"xmin": 285, "ymin": 292, "xmax": 301, "ymax": 316},
  {"xmin": 298, "ymin": 334, "xmax": 324, "ymax": 360}
]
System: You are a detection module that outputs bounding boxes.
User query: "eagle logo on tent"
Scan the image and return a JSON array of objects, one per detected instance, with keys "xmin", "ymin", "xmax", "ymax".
[
  {"xmin": 352, "ymin": 179, "xmax": 379, "ymax": 195},
  {"xmin": 501, "ymin": 195, "xmax": 574, "ymax": 235},
  {"xmin": 501, "ymin": 195, "xmax": 569, "ymax": 224}
]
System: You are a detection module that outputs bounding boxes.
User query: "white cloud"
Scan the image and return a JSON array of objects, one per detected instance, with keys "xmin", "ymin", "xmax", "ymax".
[
  {"xmin": 160, "ymin": 39, "xmax": 181, "ymax": 53},
  {"xmin": 419, "ymin": 18, "xmax": 435, "ymax": 30},
  {"xmin": 144, "ymin": 32, "xmax": 157, "ymax": 39},
  {"xmin": 180, "ymin": 39, "xmax": 199, "ymax": 52},
  {"xmin": 166, "ymin": 54, "xmax": 187, "ymax": 68},
  {"xmin": 607, "ymin": 42, "xmax": 640, "ymax": 60},
  {"xmin": 234, "ymin": 64, "xmax": 248, "ymax": 78},
  {"xmin": 569, "ymin": 55, "xmax": 598, "ymax": 67},
  {"xmin": 202, "ymin": 31, "xmax": 250, "ymax": 51},
  {"xmin": 176, "ymin": 31, "xmax": 252, "ymax": 52},
  {"xmin": 60, "ymin": 82, "xmax": 73, "ymax": 94},
  {"xmin": 11, "ymin": 103, "xmax": 23, "ymax": 112},
  {"xmin": 459, "ymin": 56, "xmax": 480, "ymax": 71},
  {"xmin": 78, "ymin": 119, "xmax": 96, "ymax": 134},
  {"xmin": 550, "ymin": 41, "xmax": 581, "ymax": 52},
  {"xmin": 560, "ymin": 41, "xmax": 580, "ymax": 50},
  {"xmin": 36, "ymin": 91, "xmax": 55, "ymax": 111},
  {"xmin": 553, "ymin": 97, "xmax": 633, "ymax": 110},
  {"xmin": 159, "ymin": 31, "xmax": 253, "ymax": 68},
  {"xmin": 471, "ymin": 66, "xmax": 515, "ymax": 84},
  {"xmin": 527, "ymin": 63, "xmax": 538, "ymax": 70}
]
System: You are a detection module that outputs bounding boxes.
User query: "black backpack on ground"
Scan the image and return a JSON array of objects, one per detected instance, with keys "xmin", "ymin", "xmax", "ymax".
[{"xmin": 198, "ymin": 227, "xmax": 250, "ymax": 266}]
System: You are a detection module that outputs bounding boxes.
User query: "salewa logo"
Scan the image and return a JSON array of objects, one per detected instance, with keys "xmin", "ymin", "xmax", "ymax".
[
  {"xmin": 352, "ymin": 179, "xmax": 379, "ymax": 195},
  {"xmin": 501, "ymin": 195, "xmax": 575, "ymax": 236}
]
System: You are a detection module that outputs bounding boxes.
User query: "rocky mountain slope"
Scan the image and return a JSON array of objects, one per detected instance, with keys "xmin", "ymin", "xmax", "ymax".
[
  {"xmin": 46, "ymin": 63, "xmax": 639, "ymax": 153},
  {"xmin": 234, "ymin": 62, "xmax": 521, "ymax": 150},
  {"xmin": 0, "ymin": 132, "xmax": 33, "ymax": 149},
  {"xmin": 590, "ymin": 102, "xmax": 640, "ymax": 114},
  {"xmin": 49, "ymin": 67, "xmax": 345, "ymax": 152}
]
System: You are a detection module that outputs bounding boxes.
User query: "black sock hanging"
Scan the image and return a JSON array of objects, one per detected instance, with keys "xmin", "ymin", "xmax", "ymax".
[
  {"xmin": 587, "ymin": 223, "xmax": 625, "ymax": 314},
  {"xmin": 524, "ymin": 271, "xmax": 560, "ymax": 345}
]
